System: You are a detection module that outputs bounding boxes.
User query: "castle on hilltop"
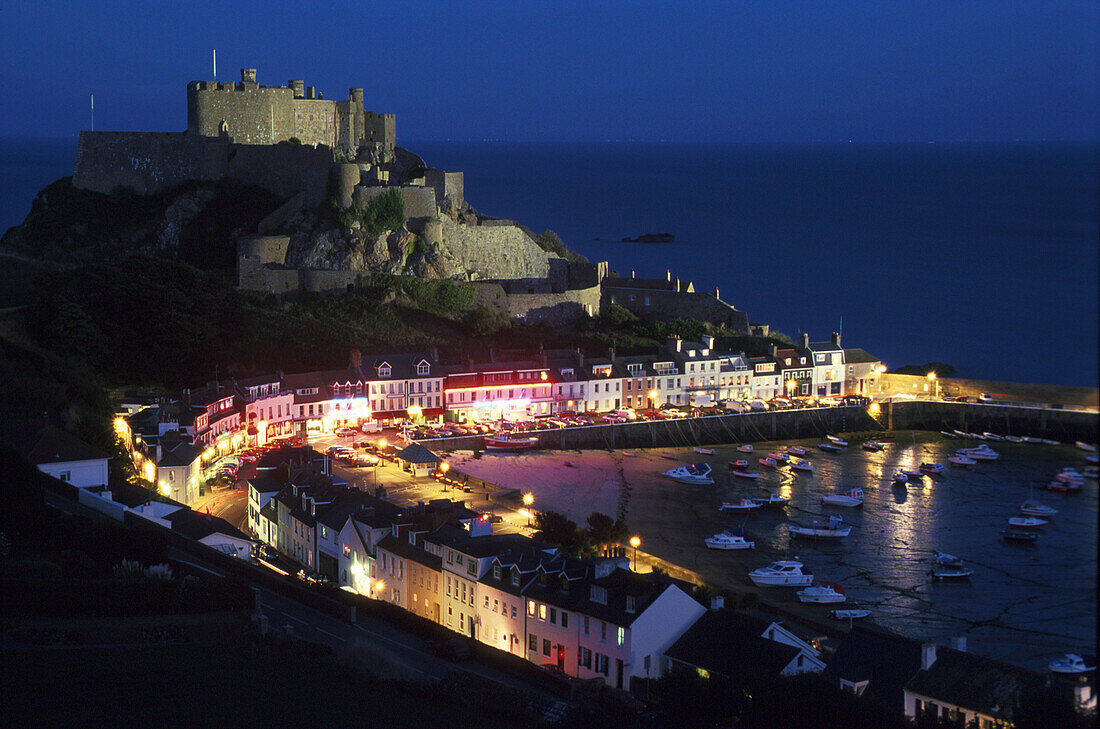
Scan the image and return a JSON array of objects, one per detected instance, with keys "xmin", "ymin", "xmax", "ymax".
[{"xmin": 187, "ymin": 68, "xmax": 394, "ymax": 149}]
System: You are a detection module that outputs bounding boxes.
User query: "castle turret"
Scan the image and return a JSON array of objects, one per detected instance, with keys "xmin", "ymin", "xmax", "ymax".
[
  {"xmin": 241, "ymin": 68, "xmax": 258, "ymax": 87},
  {"xmin": 289, "ymin": 80, "xmax": 305, "ymax": 99},
  {"xmin": 349, "ymin": 88, "xmax": 364, "ymax": 107}
]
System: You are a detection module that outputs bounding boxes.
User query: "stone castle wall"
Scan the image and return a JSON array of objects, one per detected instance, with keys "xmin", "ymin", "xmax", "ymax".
[
  {"xmin": 301, "ymin": 268, "xmax": 361, "ymax": 293},
  {"xmin": 355, "ymin": 185, "xmax": 437, "ymax": 224},
  {"xmin": 602, "ymin": 280, "xmax": 749, "ymax": 331},
  {"xmin": 473, "ymin": 281, "xmax": 602, "ymax": 325},
  {"xmin": 73, "ymin": 132, "xmax": 334, "ymax": 207},
  {"xmin": 425, "ymin": 169, "xmax": 464, "ymax": 209},
  {"xmin": 438, "ymin": 216, "xmax": 557, "ymax": 281}
]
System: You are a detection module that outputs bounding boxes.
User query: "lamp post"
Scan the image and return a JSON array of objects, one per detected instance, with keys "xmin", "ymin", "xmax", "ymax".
[
  {"xmin": 522, "ymin": 492, "xmax": 534, "ymax": 527},
  {"xmin": 440, "ymin": 461, "xmax": 450, "ymax": 491},
  {"xmin": 926, "ymin": 372, "xmax": 938, "ymax": 400},
  {"xmin": 629, "ymin": 535, "xmax": 641, "ymax": 572},
  {"xmin": 786, "ymin": 378, "xmax": 796, "ymax": 402},
  {"xmin": 648, "ymin": 389, "xmax": 659, "ymax": 412}
]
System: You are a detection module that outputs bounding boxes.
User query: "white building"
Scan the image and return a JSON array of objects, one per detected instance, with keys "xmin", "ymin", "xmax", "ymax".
[{"xmin": 20, "ymin": 426, "xmax": 110, "ymax": 488}]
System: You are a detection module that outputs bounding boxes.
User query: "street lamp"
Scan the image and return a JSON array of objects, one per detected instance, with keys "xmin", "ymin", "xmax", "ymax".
[
  {"xmin": 522, "ymin": 492, "xmax": 534, "ymax": 526},
  {"xmin": 629, "ymin": 535, "xmax": 641, "ymax": 572},
  {"xmin": 648, "ymin": 389, "xmax": 659, "ymax": 410},
  {"xmin": 786, "ymin": 378, "xmax": 796, "ymax": 400},
  {"xmin": 926, "ymin": 371, "xmax": 938, "ymax": 399},
  {"xmin": 440, "ymin": 461, "xmax": 450, "ymax": 490}
]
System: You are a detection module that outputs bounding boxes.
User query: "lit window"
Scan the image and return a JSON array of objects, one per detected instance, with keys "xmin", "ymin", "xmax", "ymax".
[
  {"xmin": 539, "ymin": 604, "xmax": 547, "ymax": 621},
  {"xmin": 527, "ymin": 600, "xmax": 536, "ymax": 616}
]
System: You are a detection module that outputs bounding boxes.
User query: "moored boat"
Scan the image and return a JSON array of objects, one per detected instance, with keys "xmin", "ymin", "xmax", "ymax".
[
  {"xmin": 705, "ymin": 529, "xmax": 755, "ymax": 550},
  {"xmin": 958, "ymin": 445, "xmax": 999, "ymax": 460},
  {"xmin": 660, "ymin": 452, "xmax": 678, "ymax": 460},
  {"xmin": 789, "ymin": 515, "xmax": 851, "ymax": 538},
  {"xmin": 933, "ymin": 551, "xmax": 963, "ymax": 568},
  {"xmin": 797, "ymin": 583, "xmax": 846, "ymax": 604},
  {"xmin": 940, "ymin": 431, "xmax": 957, "ymax": 439},
  {"xmin": 821, "ymin": 488, "xmax": 864, "ymax": 507},
  {"xmin": 818, "ymin": 442, "xmax": 844, "ymax": 453},
  {"xmin": 791, "ymin": 459, "xmax": 813, "ymax": 472},
  {"xmin": 485, "ymin": 433, "xmax": 540, "ymax": 451},
  {"xmin": 663, "ymin": 463, "xmax": 714, "ymax": 485},
  {"xmin": 786, "ymin": 445, "xmax": 808, "ymax": 456},
  {"xmin": 1048, "ymin": 654, "xmax": 1096, "ymax": 674},
  {"xmin": 1001, "ymin": 529, "xmax": 1038, "ymax": 543},
  {"xmin": 748, "ymin": 559, "xmax": 814, "ymax": 587},
  {"xmin": 718, "ymin": 498, "xmax": 761, "ymax": 514},
  {"xmin": 756, "ymin": 493, "xmax": 790, "ymax": 508},
  {"xmin": 831, "ymin": 608, "xmax": 872, "ymax": 620},
  {"xmin": 1004, "ymin": 435, "xmax": 1024, "ymax": 443},
  {"xmin": 1018, "ymin": 500, "xmax": 1057, "ymax": 517},
  {"xmin": 861, "ymin": 440, "xmax": 885, "ymax": 451},
  {"xmin": 693, "ymin": 447, "xmax": 715, "ymax": 455},
  {"xmin": 920, "ymin": 462, "xmax": 946, "ymax": 474},
  {"xmin": 759, "ymin": 457, "xmax": 780, "ymax": 469},
  {"xmin": 1046, "ymin": 480, "xmax": 1081, "ymax": 493},
  {"xmin": 1076, "ymin": 441, "xmax": 1098, "ymax": 452},
  {"xmin": 730, "ymin": 469, "xmax": 762, "ymax": 480},
  {"xmin": 892, "ymin": 472, "xmax": 908, "ymax": 484},
  {"xmin": 729, "ymin": 459, "xmax": 750, "ymax": 469},
  {"xmin": 1040, "ymin": 438, "xmax": 1060, "ymax": 446},
  {"xmin": 982, "ymin": 432, "xmax": 1003, "ymax": 441},
  {"xmin": 737, "ymin": 444, "xmax": 754, "ymax": 453},
  {"xmin": 931, "ymin": 565, "xmax": 973, "ymax": 580},
  {"xmin": 767, "ymin": 452, "xmax": 791, "ymax": 463},
  {"xmin": 948, "ymin": 455, "xmax": 977, "ymax": 466},
  {"xmin": 1007, "ymin": 516, "xmax": 1048, "ymax": 528},
  {"xmin": 827, "ymin": 435, "xmax": 848, "ymax": 447},
  {"xmin": 901, "ymin": 469, "xmax": 924, "ymax": 479}
]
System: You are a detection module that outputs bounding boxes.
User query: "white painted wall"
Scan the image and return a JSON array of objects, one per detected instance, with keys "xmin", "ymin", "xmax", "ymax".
[
  {"xmin": 630, "ymin": 584, "xmax": 706, "ymax": 680},
  {"xmin": 39, "ymin": 458, "xmax": 109, "ymax": 488}
]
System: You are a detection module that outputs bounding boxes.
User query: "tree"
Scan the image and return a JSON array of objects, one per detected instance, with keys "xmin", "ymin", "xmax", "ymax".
[
  {"xmin": 533, "ymin": 510, "xmax": 578, "ymax": 551},
  {"xmin": 585, "ymin": 512, "xmax": 616, "ymax": 547}
]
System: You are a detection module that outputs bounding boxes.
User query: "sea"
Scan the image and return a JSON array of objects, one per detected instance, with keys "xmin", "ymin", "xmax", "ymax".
[{"xmin": 2, "ymin": 137, "xmax": 1097, "ymax": 387}]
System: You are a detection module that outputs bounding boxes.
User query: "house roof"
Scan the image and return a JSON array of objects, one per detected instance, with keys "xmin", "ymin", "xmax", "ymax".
[
  {"xmin": 822, "ymin": 625, "xmax": 923, "ymax": 715},
  {"xmin": 376, "ymin": 532, "xmax": 443, "ymax": 571},
  {"xmin": 843, "ymin": 348, "xmax": 881, "ymax": 364},
  {"xmin": 156, "ymin": 440, "xmax": 199, "ymax": 467},
  {"xmin": 905, "ymin": 647, "xmax": 1046, "ymax": 723},
  {"xmin": 393, "ymin": 443, "xmax": 440, "ymax": 464},
  {"xmin": 166, "ymin": 508, "xmax": 251, "ymax": 542},
  {"xmin": 665, "ymin": 610, "xmax": 801, "ymax": 681},
  {"xmin": 16, "ymin": 426, "xmax": 109, "ymax": 465}
]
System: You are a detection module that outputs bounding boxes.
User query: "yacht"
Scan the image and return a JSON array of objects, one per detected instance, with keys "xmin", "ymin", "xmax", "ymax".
[
  {"xmin": 663, "ymin": 463, "xmax": 714, "ymax": 485},
  {"xmin": 1018, "ymin": 500, "xmax": 1057, "ymax": 517},
  {"xmin": 786, "ymin": 445, "xmax": 808, "ymax": 456},
  {"xmin": 756, "ymin": 493, "xmax": 790, "ymax": 508},
  {"xmin": 718, "ymin": 498, "xmax": 760, "ymax": 514},
  {"xmin": 797, "ymin": 583, "xmax": 847, "ymax": 604},
  {"xmin": 861, "ymin": 440, "xmax": 885, "ymax": 451},
  {"xmin": 919, "ymin": 462, "xmax": 946, "ymax": 474},
  {"xmin": 705, "ymin": 529, "xmax": 755, "ymax": 550},
  {"xmin": 826, "ymin": 435, "xmax": 849, "ymax": 447},
  {"xmin": 748, "ymin": 559, "xmax": 814, "ymax": 587},
  {"xmin": 821, "ymin": 488, "xmax": 864, "ymax": 507},
  {"xmin": 789, "ymin": 515, "xmax": 851, "ymax": 539},
  {"xmin": 1048, "ymin": 654, "xmax": 1096, "ymax": 674},
  {"xmin": 790, "ymin": 459, "xmax": 813, "ymax": 472}
]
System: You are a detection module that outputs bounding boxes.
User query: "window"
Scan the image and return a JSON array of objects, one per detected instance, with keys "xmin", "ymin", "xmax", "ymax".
[
  {"xmin": 543, "ymin": 639, "xmax": 551, "ymax": 657},
  {"xmin": 600, "ymin": 622, "xmax": 607, "ymax": 641},
  {"xmin": 417, "ymin": 362, "xmax": 430, "ymax": 375},
  {"xmin": 549, "ymin": 607, "xmax": 557, "ymax": 624},
  {"xmin": 493, "ymin": 564, "xmax": 501, "ymax": 580},
  {"xmin": 538, "ymin": 604, "xmax": 547, "ymax": 621},
  {"xmin": 596, "ymin": 653, "xmax": 609, "ymax": 675},
  {"xmin": 578, "ymin": 646, "xmax": 592, "ymax": 669},
  {"xmin": 511, "ymin": 605, "xmax": 517, "ymax": 619},
  {"xmin": 561, "ymin": 612, "xmax": 568, "ymax": 628},
  {"xmin": 528, "ymin": 600, "xmax": 536, "ymax": 616},
  {"xmin": 529, "ymin": 633, "xmax": 538, "ymax": 652},
  {"xmin": 617, "ymin": 627, "xmax": 625, "ymax": 646}
]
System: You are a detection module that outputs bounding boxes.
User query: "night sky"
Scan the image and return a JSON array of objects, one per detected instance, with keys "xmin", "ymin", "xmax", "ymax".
[{"xmin": 1, "ymin": 1, "xmax": 1096, "ymax": 142}]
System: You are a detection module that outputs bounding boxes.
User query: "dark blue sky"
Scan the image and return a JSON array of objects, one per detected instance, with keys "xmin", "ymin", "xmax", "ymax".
[{"xmin": 2, "ymin": 1, "xmax": 1096, "ymax": 142}]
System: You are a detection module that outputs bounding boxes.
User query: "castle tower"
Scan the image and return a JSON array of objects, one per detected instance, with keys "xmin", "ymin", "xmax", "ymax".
[{"xmin": 289, "ymin": 80, "xmax": 305, "ymax": 99}]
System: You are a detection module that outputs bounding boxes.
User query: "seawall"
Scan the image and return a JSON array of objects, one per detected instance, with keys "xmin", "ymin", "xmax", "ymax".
[{"xmin": 415, "ymin": 402, "xmax": 1097, "ymax": 452}]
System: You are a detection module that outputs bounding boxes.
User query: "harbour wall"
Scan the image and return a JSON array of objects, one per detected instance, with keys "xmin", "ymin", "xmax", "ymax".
[
  {"xmin": 880, "ymin": 401, "xmax": 1098, "ymax": 444},
  {"xmin": 416, "ymin": 402, "xmax": 1097, "ymax": 452}
]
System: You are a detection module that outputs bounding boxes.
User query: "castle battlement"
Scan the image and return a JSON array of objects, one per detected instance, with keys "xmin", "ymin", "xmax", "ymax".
[{"xmin": 186, "ymin": 68, "xmax": 394, "ymax": 150}]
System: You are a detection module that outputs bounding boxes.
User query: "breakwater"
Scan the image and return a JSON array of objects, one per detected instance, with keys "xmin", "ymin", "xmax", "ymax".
[
  {"xmin": 416, "ymin": 402, "xmax": 1097, "ymax": 453},
  {"xmin": 882, "ymin": 401, "xmax": 1098, "ymax": 443}
]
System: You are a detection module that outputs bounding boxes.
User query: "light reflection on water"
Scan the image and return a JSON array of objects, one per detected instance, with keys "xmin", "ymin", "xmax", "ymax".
[{"xmin": 704, "ymin": 432, "xmax": 1097, "ymax": 671}]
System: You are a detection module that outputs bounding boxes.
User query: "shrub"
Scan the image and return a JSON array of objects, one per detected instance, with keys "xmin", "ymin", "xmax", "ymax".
[
  {"xmin": 112, "ymin": 558, "xmax": 144, "ymax": 579},
  {"xmin": 362, "ymin": 189, "xmax": 405, "ymax": 238}
]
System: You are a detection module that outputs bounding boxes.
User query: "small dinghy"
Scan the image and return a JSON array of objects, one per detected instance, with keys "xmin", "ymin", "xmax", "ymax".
[
  {"xmin": 737, "ymin": 444, "xmax": 754, "ymax": 453},
  {"xmin": 1018, "ymin": 500, "xmax": 1057, "ymax": 517},
  {"xmin": 756, "ymin": 493, "xmax": 790, "ymax": 508},
  {"xmin": 730, "ymin": 469, "xmax": 762, "ymax": 480},
  {"xmin": 1007, "ymin": 516, "xmax": 1048, "ymax": 528},
  {"xmin": 948, "ymin": 455, "xmax": 977, "ymax": 466},
  {"xmin": 826, "ymin": 435, "xmax": 848, "ymax": 447},
  {"xmin": 1001, "ymin": 529, "xmax": 1038, "ymax": 543},
  {"xmin": 786, "ymin": 445, "xmax": 808, "ymax": 456},
  {"xmin": 821, "ymin": 488, "xmax": 864, "ymax": 507},
  {"xmin": 797, "ymin": 582, "xmax": 846, "ymax": 604},
  {"xmin": 831, "ymin": 608, "xmax": 872, "ymax": 621},
  {"xmin": 818, "ymin": 442, "xmax": 844, "ymax": 453},
  {"xmin": 693, "ymin": 447, "xmax": 715, "ymax": 455},
  {"xmin": 862, "ymin": 441, "xmax": 885, "ymax": 451},
  {"xmin": 931, "ymin": 565, "xmax": 973, "ymax": 580},
  {"xmin": 790, "ymin": 459, "xmax": 813, "ymax": 472},
  {"xmin": 719, "ymin": 498, "xmax": 761, "ymax": 513},
  {"xmin": 919, "ymin": 462, "xmax": 946, "ymax": 474}
]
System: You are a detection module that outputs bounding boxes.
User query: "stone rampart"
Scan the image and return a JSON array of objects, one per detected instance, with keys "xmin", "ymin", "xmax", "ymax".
[
  {"xmin": 883, "ymin": 401, "xmax": 1098, "ymax": 443},
  {"xmin": 73, "ymin": 132, "xmax": 229, "ymax": 195},
  {"xmin": 301, "ymin": 269, "xmax": 361, "ymax": 293},
  {"xmin": 73, "ymin": 132, "xmax": 334, "ymax": 207},
  {"xmin": 354, "ymin": 185, "xmax": 437, "ymax": 222},
  {"xmin": 237, "ymin": 235, "xmax": 290, "ymax": 265},
  {"xmin": 237, "ymin": 259, "xmax": 300, "ymax": 293},
  {"xmin": 472, "ymin": 282, "xmax": 601, "ymax": 325},
  {"xmin": 438, "ymin": 216, "xmax": 558, "ymax": 281},
  {"xmin": 425, "ymin": 169, "xmax": 464, "ymax": 209},
  {"xmin": 602, "ymin": 283, "xmax": 749, "ymax": 331}
]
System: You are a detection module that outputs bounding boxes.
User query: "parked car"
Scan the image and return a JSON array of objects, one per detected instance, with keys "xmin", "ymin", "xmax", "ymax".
[
  {"xmin": 335, "ymin": 427, "xmax": 357, "ymax": 437},
  {"xmin": 978, "ymin": 393, "xmax": 994, "ymax": 403}
]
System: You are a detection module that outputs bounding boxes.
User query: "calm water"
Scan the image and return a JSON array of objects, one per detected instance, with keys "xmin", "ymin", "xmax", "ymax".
[
  {"xmin": 2, "ymin": 138, "xmax": 1097, "ymax": 385},
  {"xmin": 695, "ymin": 433, "xmax": 1097, "ymax": 671}
]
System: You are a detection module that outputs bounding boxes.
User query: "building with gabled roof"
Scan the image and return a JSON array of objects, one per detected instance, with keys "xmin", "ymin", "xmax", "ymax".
[
  {"xmin": 14, "ymin": 426, "xmax": 110, "ymax": 488},
  {"xmin": 165, "ymin": 508, "xmax": 253, "ymax": 559},
  {"xmin": 823, "ymin": 624, "xmax": 923, "ymax": 716},
  {"xmin": 807, "ymin": 332, "xmax": 845, "ymax": 399},
  {"xmin": 664, "ymin": 610, "xmax": 803, "ymax": 683}
]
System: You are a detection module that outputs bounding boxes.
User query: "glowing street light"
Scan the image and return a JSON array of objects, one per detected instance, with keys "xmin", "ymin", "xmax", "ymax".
[
  {"xmin": 522, "ymin": 492, "xmax": 534, "ymax": 526},
  {"xmin": 648, "ymin": 389, "xmax": 659, "ymax": 409},
  {"xmin": 440, "ymin": 461, "xmax": 450, "ymax": 491},
  {"xmin": 629, "ymin": 535, "xmax": 641, "ymax": 572},
  {"xmin": 926, "ymin": 371, "xmax": 938, "ymax": 399}
]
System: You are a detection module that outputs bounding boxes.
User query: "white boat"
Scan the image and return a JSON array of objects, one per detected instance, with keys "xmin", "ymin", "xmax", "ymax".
[
  {"xmin": 891, "ymin": 472, "xmax": 908, "ymax": 484},
  {"xmin": 1022, "ymin": 436, "xmax": 1042, "ymax": 444},
  {"xmin": 1007, "ymin": 516, "xmax": 1048, "ymax": 528},
  {"xmin": 663, "ymin": 463, "xmax": 714, "ymax": 485},
  {"xmin": 982, "ymin": 432, "xmax": 1004, "ymax": 441},
  {"xmin": 797, "ymin": 583, "xmax": 847, "ymax": 604},
  {"xmin": 822, "ymin": 488, "xmax": 864, "ymax": 507},
  {"xmin": 861, "ymin": 440, "xmax": 885, "ymax": 451},
  {"xmin": 759, "ymin": 457, "xmax": 780, "ymax": 469},
  {"xmin": 919, "ymin": 462, "xmax": 946, "ymax": 474},
  {"xmin": 827, "ymin": 435, "xmax": 849, "ymax": 447},
  {"xmin": 1076, "ymin": 441, "xmax": 1098, "ymax": 452},
  {"xmin": 931, "ymin": 565, "xmax": 973, "ymax": 580},
  {"xmin": 818, "ymin": 442, "xmax": 844, "ymax": 453},
  {"xmin": 940, "ymin": 431, "xmax": 957, "ymax": 439},
  {"xmin": 693, "ymin": 447, "xmax": 715, "ymax": 455},
  {"xmin": 768, "ymin": 452, "xmax": 791, "ymax": 463},
  {"xmin": 953, "ymin": 429, "xmax": 968, "ymax": 438},
  {"xmin": 730, "ymin": 468, "xmax": 762, "ymax": 480},
  {"xmin": 791, "ymin": 459, "xmax": 813, "ymax": 472},
  {"xmin": 1084, "ymin": 454, "xmax": 1099, "ymax": 465},
  {"xmin": 757, "ymin": 493, "xmax": 790, "ymax": 508},
  {"xmin": 737, "ymin": 444, "xmax": 754, "ymax": 453},
  {"xmin": 958, "ymin": 445, "xmax": 999, "ymax": 460},
  {"xmin": 789, "ymin": 515, "xmax": 851, "ymax": 538},
  {"xmin": 786, "ymin": 445, "xmax": 808, "ymax": 456},
  {"xmin": 1040, "ymin": 438, "xmax": 1060, "ymax": 446},
  {"xmin": 748, "ymin": 559, "xmax": 814, "ymax": 587},
  {"xmin": 1056, "ymin": 469, "xmax": 1085, "ymax": 484},
  {"xmin": 1047, "ymin": 479, "xmax": 1081, "ymax": 493},
  {"xmin": 900, "ymin": 469, "xmax": 924, "ymax": 479},
  {"xmin": 948, "ymin": 455, "xmax": 977, "ymax": 466},
  {"xmin": 933, "ymin": 551, "xmax": 963, "ymax": 567},
  {"xmin": 831, "ymin": 609, "xmax": 872, "ymax": 620},
  {"xmin": 1004, "ymin": 435, "xmax": 1024, "ymax": 443},
  {"xmin": 1018, "ymin": 500, "xmax": 1057, "ymax": 517},
  {"xmin": 719, "ymin": 498, "xmax": 760, "ymax": 513},
  {"xmin": 1049, "ymin": 653, "xmax": 1096, "ymax": 674},
  {"xmin": 705, "ymin": 530, "xmax": 755, "ymax": 550},
  {"xmin": 485, "ymin": 433, "xmax": 540, "ymax": 451}
]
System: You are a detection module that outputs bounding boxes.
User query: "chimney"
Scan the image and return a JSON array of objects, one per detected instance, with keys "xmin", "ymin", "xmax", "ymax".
[
  {"xmin": 921, "ymin": 643, "xmax": 937, "ymax": 670},
  {"xmin": 630, "ymin": 269, "xmax": 635, "ymax": 279},
  {"xmin": 702, "ymin": 335, "xmax": 715, "ymax": 350},
  {"xmin": 577, "ymin": 349, "xmax": 585, "ymax": 369},
  {"xmin": 349, "ymin": 349, "xmax": 362, "ymax": 371},
  {"xmin": 306, "ymin": 86, "xmax": 316, "ymax": 100},
  {"xmin": 831, "ymin": 332, "xmax": 841, "ymax": 348},
  {"xmin": 430, "ymin": 346, "xmax": 440, "ymax": 363},
  {"xmin": 666, "ymin": 269, "xmax": 671, "ymax": 282},
  {"xmin": 951, "ymin": 635, "xmax": 966, "ymax": 652},
  {"xmin": 666, "ymin": 336, "xmax": 682, "ymax": 353},
  {"xmin": 675, "ymin": 277, "xmax": 681, "ymax": 292},
  {"xmin": 769, "ymin": 344, "xmax": 778, "ymax": 359},
  {"xmin": 608, "ymin": 347, "xmax": 616, "ymax": 362},
  {"xmin": 800, "ymin": 333, "xmax": 809, "ymax": 350},
  {"xmin": 466, "ymin": 356, "xmax": 474, "ymax": 371},
  {"xmin": 713, "ymin": 286, "xmax": 720, "ymax": 299}
]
